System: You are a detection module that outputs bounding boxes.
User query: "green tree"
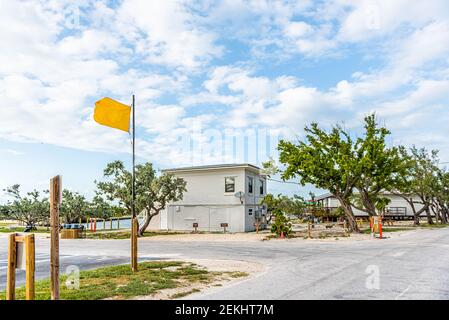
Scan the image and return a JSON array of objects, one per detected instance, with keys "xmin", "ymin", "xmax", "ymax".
[
  {"xmin": 90, "ymin": 194, "xmax": 117, "ymax": 219},
  {"xmin": 0, "ymin": 204, "xmax": 10, "ymax": 220},
  {"xmin": 283, "ymin": 195, "xmax": 307, "ymax": 219},
  {"xmin": 432, "ymin": 169, "xmax": 449, "ymax": 224},
  {"xmin": 2, "ymin": 185, "xmax": 49, "ymax": 227},
  {"xmin": 350, "ymin": 114, "xmax": 402, "ymax": 216},
  {"xmin": 260, "ymin": 193, "xmax": 290, "ymax": 224},
  {"xmin": 277, "ymin": 122, "xmax": 360, "ymax": 232},
  {"xmin": 96, "ymin": 161, "xmax": 186, "ymax": 236},
  {"xmin": 60, "ymin": 190, "xmax": 89, "ymax": 224},
  {"xmin": 271, "ymin": 210, "xmax": 292, "ymax": 237},
  {"xmin": 390, "ymin": 147, "xmax": 438, "ymax": 225}
]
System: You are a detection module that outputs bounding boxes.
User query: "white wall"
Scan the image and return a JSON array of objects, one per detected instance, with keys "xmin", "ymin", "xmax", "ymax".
[
  {"xmin": 244, "ymin": 170, "xmax": 266, "ymax": 206},
  {"xmin": 244, "ymin": 206, "xmax": 256, "ymax": 231},
  {"xmin": 149, "ymin": 166, "xmax": 266, "ymax": 233},
  {"xmin": 166, "ymin": 205, "xmax": 245, "ymax": 232},
  {"xmin": 169, "ymin": 168, "xmax": 246, "ymax": 205}
]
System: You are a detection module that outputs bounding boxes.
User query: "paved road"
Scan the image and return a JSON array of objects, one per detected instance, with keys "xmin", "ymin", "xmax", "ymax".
[{"xmin": 1, "ymin": 228, "xmax": 449, "ymax": 299}]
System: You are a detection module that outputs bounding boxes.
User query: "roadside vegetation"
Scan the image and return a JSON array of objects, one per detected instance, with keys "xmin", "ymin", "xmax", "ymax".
[
  {"xmin": 0, "ymin": 226, "xmax": 49, "ymax": 233},
  {"xmin": 0, "ymin": 161, "xmax": 187, "ymax": 238},
  {"xmin": 85, "ymin": 230, "xmax": 185, "ymax": 240},
  {"xmin": 0, "ymin": 261, "xmax": 248, "ymax": 300},
  {"xmin": 263, "ymin": 113, "xmax": 449, "ymax": 236}
]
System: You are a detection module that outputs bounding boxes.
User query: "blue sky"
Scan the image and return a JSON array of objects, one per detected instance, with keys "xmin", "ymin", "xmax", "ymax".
[{"xmin": 1, "ymin": 0, "xmax": 449, "ymax": 201}]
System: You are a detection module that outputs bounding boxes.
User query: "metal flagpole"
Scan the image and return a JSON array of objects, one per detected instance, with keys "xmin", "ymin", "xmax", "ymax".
[
  {"xmin": 131, "ymin": 94, "xmax": 138, "ymax": 271},
  {"xmin": 132, "ymin": 95, "xmax": 135, "ymax": 219}
]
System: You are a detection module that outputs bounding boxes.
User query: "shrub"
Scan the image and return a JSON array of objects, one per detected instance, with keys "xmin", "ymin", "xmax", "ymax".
[{"xmin": 271, "ymin": 211, "xmax": 292, "ymax": 237}]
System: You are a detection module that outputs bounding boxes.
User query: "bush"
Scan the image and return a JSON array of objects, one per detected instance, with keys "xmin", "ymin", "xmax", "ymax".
[{"xmin": 271, "ymin": 211, "xmax": 292, "ymax": 237}]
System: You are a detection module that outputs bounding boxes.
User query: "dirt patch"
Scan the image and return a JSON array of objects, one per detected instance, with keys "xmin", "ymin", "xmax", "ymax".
[
  {"xmin": 135, "ymin": 259, "xmax": 265, "ymax": 300},
  {"xmin": 139, "ymin": 232, "xmax": 269, "ymax": 242},
  {"xmin": 267, "ymin": 223, "xmax": 422, "ymax": 242}
]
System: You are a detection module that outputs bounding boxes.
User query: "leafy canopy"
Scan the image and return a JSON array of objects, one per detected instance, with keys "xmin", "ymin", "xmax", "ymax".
[
  {"xmin": 2, "ymin": 185, "xmax": 49, "ymax": 226},
  {"xmin": 96, "ymin": 160, "xmax": 186, "ymax": 235}
]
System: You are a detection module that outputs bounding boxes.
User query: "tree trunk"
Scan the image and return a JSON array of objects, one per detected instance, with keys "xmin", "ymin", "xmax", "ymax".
[
  {"xmin": 441, "ymin": 209, "xmax": 448, "ymax": 224},
  {"xmin": 431, "ymin": 204, "xmax": 441, "ymax": 224},
  {"xmin": 340, "ymin": 202, "xmax": 359, "ymax": 233},
  {"xmin": 409, "ymin": 199, "xmax": 420, "ymax": 226},
  {"xmin": 425, "ymin": 207, "xmax": 434, "ymax": 225},
  {"xmin": 360, "ymin": 189, "xmax": 377, "ymax": 216},
  {"xmin": 333, "ymin": 192, "xmax": 359, "ymax": 233},
  {"xmin": 435, "ymin": 201, "xmax": 447, "ymax": 224},
  {"xmin": 442, "ymin": 206, "xmax": 449, "ymax": 224},
  {"xmin": 413, "ymin": 213, "xmax": 420, "ymax": 226},
  {"xmin": 138, "ymin": 210, "xmax": 158, "ymax": 236}
]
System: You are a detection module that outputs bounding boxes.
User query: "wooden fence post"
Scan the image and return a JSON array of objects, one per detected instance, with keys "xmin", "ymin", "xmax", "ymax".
[
  {"xmin": 50, "ymin": 175, "xmax": 61, "ymax": 300},
  {"xmin": 6, "ymin": 234, "xmax": 16, "ymax": 300},
  {"xmin": 25, "ymin": 234, "xmax": 35, "ymax": 300}
]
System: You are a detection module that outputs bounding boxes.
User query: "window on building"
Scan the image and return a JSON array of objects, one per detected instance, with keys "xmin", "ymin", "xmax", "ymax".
[
  {"xmin": 259, "ymin": 179, "xmax": 264, "ymax": 195},
  {"xmin": 248, "ymin": 176, "xmax": 253, "ymax": 194},
  {"xmin": 225, "ymin": 177, "xmax": 235, "ymax": 193}
]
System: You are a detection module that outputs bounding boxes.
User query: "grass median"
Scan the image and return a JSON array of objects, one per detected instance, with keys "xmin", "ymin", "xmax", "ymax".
[
  {"xmin": 0, "ymin": 261, "xmax": 248, "ymax": 300},
  {"xmin": 84, "ymin": 230, "xmax": 185, "ymax": 239},
  {"xmin": 0, "ymin": 226, "xmax": 49, "ymax": 233},
  {"xmin": 361, "ymin": 227, "xmax": 413, "ymax": 234}
]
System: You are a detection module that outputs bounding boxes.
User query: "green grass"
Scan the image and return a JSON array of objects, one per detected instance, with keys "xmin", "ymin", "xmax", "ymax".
[
  {"xmin": 361, "ymin": 227, "xmax": 413, "ymax": 234},
  {"xmin": 361, "ymin": 223, "xmax": 449, "ymax": 234},
  {"xmin": 419, "ymin": 223, "xmax": 449, "ymax": 229},
  {"xmin": 0, "ymin": 226, "xmax": 49, "ymax": 233},
  {"xmin": 170, "ymin": 288, "xmax": 201, "ymax": 299},
  {"xmin": 85, "ymin": 230, "xmax": 185, "ymax": 239},
  {"xmin": 0, "ymin": 261, "xmax": 232, "ymax": 300},
  {"xmin": 229, "ymin": 271, "xmax": 249, "ymax": 278}
]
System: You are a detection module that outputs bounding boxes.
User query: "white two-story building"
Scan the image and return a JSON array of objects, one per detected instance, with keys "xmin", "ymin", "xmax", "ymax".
[{"xmin": 147, "ymin": 164, "xmax": 267, "ymax": 233}]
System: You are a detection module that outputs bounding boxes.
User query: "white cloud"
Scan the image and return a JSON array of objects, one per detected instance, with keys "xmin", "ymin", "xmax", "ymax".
[
  {"xmin": 138, "ymin": 105, "xmax": 185, "ymax": 134},
  {"xmin": 0, "ymin": 1, "xmax": 189, "ymax": 159},
  {"xmin": 336, "ymin": 0, "xmax": 449, "ymax": 42},
  {"xmin": 0, "ymin": 149, "xmax": 25, "ymax": 156},
  {"xmin": 116, "ymin": 0, "xmax": 223, "ymax": 69},
  {"xmin": 57, "ymin": 30, "xmax": 124, "ymax": 59},
  {"xmin": 1, "ymin": 0, "xmax": 449, "ymax": 168}
]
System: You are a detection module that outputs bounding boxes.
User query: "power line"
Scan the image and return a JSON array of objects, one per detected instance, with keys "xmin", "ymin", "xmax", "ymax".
[{"xmin": 267, "ymin": 178, "xmax": 301, "ymax": 185}]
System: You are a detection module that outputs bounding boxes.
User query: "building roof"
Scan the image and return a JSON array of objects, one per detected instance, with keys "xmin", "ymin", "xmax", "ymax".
[
  {"xmin": 314, "ymin": 191, "xmax": 416, "ymax": 200},
  {"xmin": 314, "ymin": 193, "xmax": 334, "ymax": 201},
  {"xmin": 162, "ymin": 163, "xmax": 262, "ymax": 174}
]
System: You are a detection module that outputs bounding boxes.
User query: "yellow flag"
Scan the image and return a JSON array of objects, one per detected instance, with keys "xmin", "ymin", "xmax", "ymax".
[{"xmin": 93, "ymin": 97, "xmax": 131, "ymax": 132}]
